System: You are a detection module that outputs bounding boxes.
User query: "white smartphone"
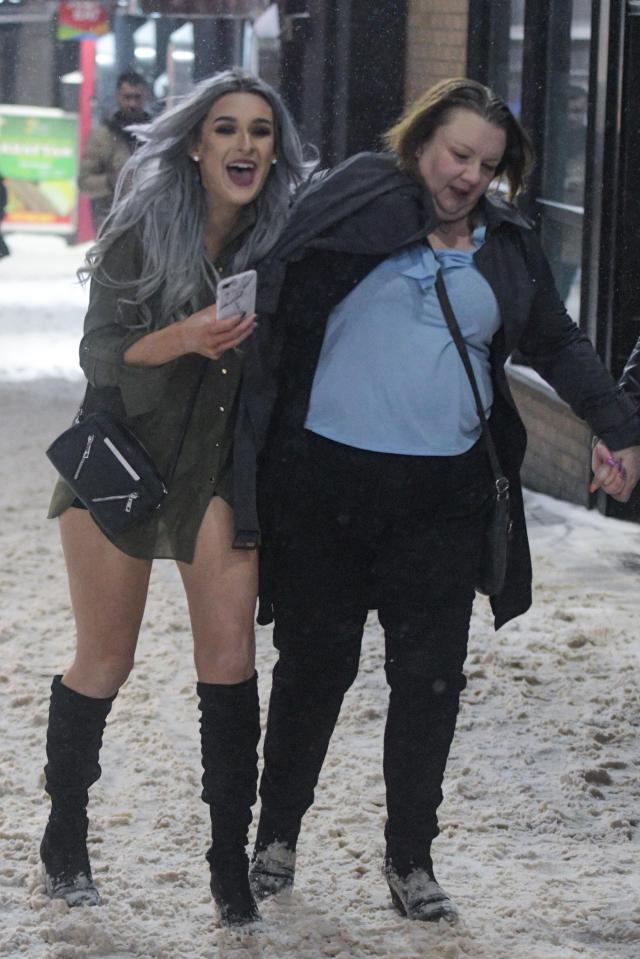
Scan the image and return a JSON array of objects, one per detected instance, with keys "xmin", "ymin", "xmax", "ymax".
[{"xmin": 216, "ymin": 269, "xmax": 257, "ymax": 321}]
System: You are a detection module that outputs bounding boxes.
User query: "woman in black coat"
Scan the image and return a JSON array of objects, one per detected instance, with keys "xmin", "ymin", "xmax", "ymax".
[{"xmin": 247, "ymin": 79, "xmax": 640, "ymax": 922}]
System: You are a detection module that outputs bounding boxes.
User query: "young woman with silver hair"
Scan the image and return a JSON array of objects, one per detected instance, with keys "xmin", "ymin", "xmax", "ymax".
[{"xmin": 41, "ymin": 68, "xmax": 309, "ymax": 927}]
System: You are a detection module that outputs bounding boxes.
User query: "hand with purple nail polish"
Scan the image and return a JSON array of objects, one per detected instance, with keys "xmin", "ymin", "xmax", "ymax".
[{"xmin": 592, "ymin": 441, "xmax": 639, "ymax": 501}]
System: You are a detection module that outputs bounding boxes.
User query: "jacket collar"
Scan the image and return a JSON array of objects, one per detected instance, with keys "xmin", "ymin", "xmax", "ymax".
[
  {"xmin": 480, "ymin": 193, "xmax": 533, "ymax": 233},
  {"xmin": 271, "ymin": 151, "xmax": 437, "ymax": 262},
  {"xmin": 281, "ymin": 154, "xmax": 530, "ymax": 253}
]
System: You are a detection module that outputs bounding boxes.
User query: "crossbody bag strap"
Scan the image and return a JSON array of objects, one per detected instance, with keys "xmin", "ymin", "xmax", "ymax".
[
  {"xmin": 164, "ymin": 357, "xmax": 208, "ymax": 485},
  {"xmin": 434, "ymin": 270, "xmax": 506, "ymax": 489}
]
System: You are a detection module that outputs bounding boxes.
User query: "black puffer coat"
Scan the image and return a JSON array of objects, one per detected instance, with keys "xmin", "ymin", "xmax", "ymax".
[{"xmin": 234, "ymin": 153, "xmax": 640, "ymax": 627}]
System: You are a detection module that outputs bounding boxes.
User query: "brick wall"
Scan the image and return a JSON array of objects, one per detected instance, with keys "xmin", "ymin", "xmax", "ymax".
[
  {"xmin": 507, "ymin": 366, "xmax": 593, "ymax": 507},
  {"xmin": 405, "ymin": 0, "xmax": 469, "ymax": 103}
]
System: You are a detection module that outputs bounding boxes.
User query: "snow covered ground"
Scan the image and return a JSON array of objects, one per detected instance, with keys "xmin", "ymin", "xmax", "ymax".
[{"xmin": 1, "ymin": 234, "xmax": 639, "ymax": 959}]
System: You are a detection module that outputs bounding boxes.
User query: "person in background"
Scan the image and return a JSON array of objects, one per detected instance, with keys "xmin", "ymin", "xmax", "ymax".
[
  {"xmin": 246, "ymin": 78, "xmax": 640, "ymax": 924},
  {"xmin": 41, "ymin": 68, "xmax": 308, "ymax": 928},
  {"xmin": 592, "ymin": 337, "xmax": 640, "ymax": 496},
  {"xmin": 0, "ymin": 173, "xmax": 10, "ymax": 258},
  {"xmin": 78, "ymin": 70, "xmax": 151, "ymax": 230}
]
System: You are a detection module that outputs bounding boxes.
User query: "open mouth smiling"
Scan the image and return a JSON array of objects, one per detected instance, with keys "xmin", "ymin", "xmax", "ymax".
[{"xmin": 226, "ymin": 161, "xmax": 258, "ymax": 187}]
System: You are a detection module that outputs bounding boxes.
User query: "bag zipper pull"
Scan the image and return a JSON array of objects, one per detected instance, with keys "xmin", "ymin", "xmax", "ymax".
[
  {"xmin": 74, "ymin": 434, "xmax": 94, "ymax": 479},
  {"xmin": 90, "ymin": 492, "xmax": 140, "ymax": 512}
]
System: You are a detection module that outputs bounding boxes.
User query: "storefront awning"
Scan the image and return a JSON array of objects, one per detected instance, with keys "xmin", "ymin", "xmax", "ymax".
[{"xmin": 137, "ymin": 1, "xmax": 270, "ymax": 16}]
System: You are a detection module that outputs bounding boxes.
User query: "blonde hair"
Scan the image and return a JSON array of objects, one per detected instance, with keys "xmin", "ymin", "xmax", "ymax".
[{"xmin": 384, "ymin": 78, "xmax": 534, "ymax": 200}]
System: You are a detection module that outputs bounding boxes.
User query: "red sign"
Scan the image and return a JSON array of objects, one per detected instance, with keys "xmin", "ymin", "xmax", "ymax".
[{"xmin": 57, "ymin": 1, "xmax": 110, "ymax": 40}]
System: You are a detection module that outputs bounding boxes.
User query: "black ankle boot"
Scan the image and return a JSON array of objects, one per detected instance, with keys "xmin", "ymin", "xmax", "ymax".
[
  {"xmin": 207, "ymin": 846, "xmax": 260, "ymax": 926},
  {"xmin": 249, "ymin": 818, "xmax": 297, "ymax": 901},
  {"xmin": 40, "ymin": 675, "xmax": 115, "ymax": 907},
  {"xmin": 40, "ymin": 813, "xmax": 98, "ymax": 907},
  {"xmin": 249, "ymin": 842, "xmax": 296, "ymax": 901},
  {"xmin": 198, "ymin": 674, "xmax": 262, "ymax": 927},
  {"xmin": 383, "ymin": 855, "xmax": 458, "ymax": 923}
]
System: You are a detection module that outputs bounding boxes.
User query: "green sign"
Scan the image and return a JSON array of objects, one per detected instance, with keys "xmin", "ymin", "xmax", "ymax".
[{"xmin": 0, "ymin": 106, "xmax": 78, "ymax": 231}]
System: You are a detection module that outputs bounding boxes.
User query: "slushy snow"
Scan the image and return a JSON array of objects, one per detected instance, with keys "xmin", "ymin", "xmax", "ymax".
[{"xmin": 0, "ymin": 234, "xmax": 639, "ymax": 958}]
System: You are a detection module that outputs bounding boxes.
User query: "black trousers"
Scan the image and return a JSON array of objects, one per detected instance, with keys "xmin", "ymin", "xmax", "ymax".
[{"xmin": 259, "ymin": 431, "xmax": 494, "ymax": 873}]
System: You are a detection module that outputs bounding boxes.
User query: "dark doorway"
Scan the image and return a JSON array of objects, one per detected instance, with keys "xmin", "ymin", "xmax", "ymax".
[
  {"xmin": 612, "ymin": 9, "xmax": 640, "ymax": 379},
  {"xmin": 604, "ymin": 4, "xmax": 640, "ymax": 520}
]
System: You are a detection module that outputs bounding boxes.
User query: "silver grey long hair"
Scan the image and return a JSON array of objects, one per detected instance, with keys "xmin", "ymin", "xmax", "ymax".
[{"xmin": 80, "ymin": 68, "xmax": 314, "ymax": 329}]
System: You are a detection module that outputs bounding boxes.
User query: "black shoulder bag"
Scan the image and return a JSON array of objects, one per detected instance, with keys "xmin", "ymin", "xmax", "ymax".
[
  {"xmin": 435, "ymin": 271, "xmax": 512, "ymax": 596},
  {"xmin": 46, "ymin": 360, "xmax": 207, "ymax": 539}
]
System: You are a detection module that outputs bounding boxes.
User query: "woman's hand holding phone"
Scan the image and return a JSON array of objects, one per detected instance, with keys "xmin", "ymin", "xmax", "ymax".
[
  {"xmin": 179, "ymin": 305, "xmax": 257, "ymax": 360},
  {"xmin": 182, "ymin": 269, "xmax": 258, "ymax": 359},
  {"xmin": 123, "ymin": 270, "xmax": 259, "ymax": 366}
]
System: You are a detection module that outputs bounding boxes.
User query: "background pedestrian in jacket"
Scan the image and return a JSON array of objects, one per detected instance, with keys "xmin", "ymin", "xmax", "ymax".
[
  {"xmin": 0, "ymin": 173, "xmax": 10, "ymax": 258},
  {"xmin": 248, "ymin": 78, "xmax": 640, "ymax": 924},
  {"xmin": 77, "ymin": 70, "xmax": 150, "ymax": 230},
  {"xmin": 42, "ymin": 68, "xmax": 309, "ymax": 928}
]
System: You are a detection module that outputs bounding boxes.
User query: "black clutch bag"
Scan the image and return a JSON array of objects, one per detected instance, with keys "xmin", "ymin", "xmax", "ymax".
[
  {"xmin": 46, "ymin": 361, "xmax": 206, "ymax": 539},
  {"xmin": 46, "ymin": 410, "xmax": 169, "ymax": 537},
  {"xmin": 435, "ymin": 272, "xmax": 513, "ymax": 596}
]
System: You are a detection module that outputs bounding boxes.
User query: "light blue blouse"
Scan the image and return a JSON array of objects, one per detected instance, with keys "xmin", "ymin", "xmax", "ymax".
[{"xmin": 304, "ymin": 225, "xmax": 501, "ymax": 455}]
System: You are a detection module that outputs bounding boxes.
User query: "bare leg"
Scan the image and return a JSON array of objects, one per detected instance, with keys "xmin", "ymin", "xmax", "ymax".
[
  {"xmin": 59, "ymin": 508, "xmax": 152, "ymax": 696},
  {"xmin": 178, "ymin": 496, "xmax": 257, "ymax": 684}
]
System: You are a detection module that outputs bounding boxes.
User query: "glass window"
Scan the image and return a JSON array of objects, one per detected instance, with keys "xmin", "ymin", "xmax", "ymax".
[
  {"xmin": 542, "ymin": 0, "xmax": 590, "ymax": 205},
  {"xmin": 507, "ymin": 0, "xmax": 525, "ymax": 118},
  {"xmin": 538, "ymin": 0, "xmax": 591, "ymax": 314},
  {"xmin": 540, "ymin": 214, "xmax": 584, "ymax": 314},
  {"xmin": 484, "ymin": 0, "xmax": 524, "ymax": 117}
]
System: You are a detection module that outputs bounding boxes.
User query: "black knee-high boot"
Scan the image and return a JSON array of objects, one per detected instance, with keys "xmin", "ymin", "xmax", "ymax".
[
  {"xmin": 40, "ymin": 675, "xmax": 116, "ymax": 907},
  {"xmin": 197, "ymin": 673, "xmax": 261, "ymax": 927}
]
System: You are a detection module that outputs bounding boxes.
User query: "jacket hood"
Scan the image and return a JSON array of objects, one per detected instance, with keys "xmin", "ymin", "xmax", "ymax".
[
  {"xmin": 257, "ymin": 151, "xmax": 532, "ymax": 313},
  {"xmin": 257, "ymin": 152, "xmax": 434, "ymax": 312},
  {"xmin": 278, "ymin": 151, "xmax": 532, "ymax": 255}
]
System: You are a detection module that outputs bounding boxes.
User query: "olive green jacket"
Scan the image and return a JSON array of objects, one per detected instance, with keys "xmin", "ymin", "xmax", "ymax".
[{"xmin": 49, "ymin": 227, "xmax": 246, "ymax": 562}]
